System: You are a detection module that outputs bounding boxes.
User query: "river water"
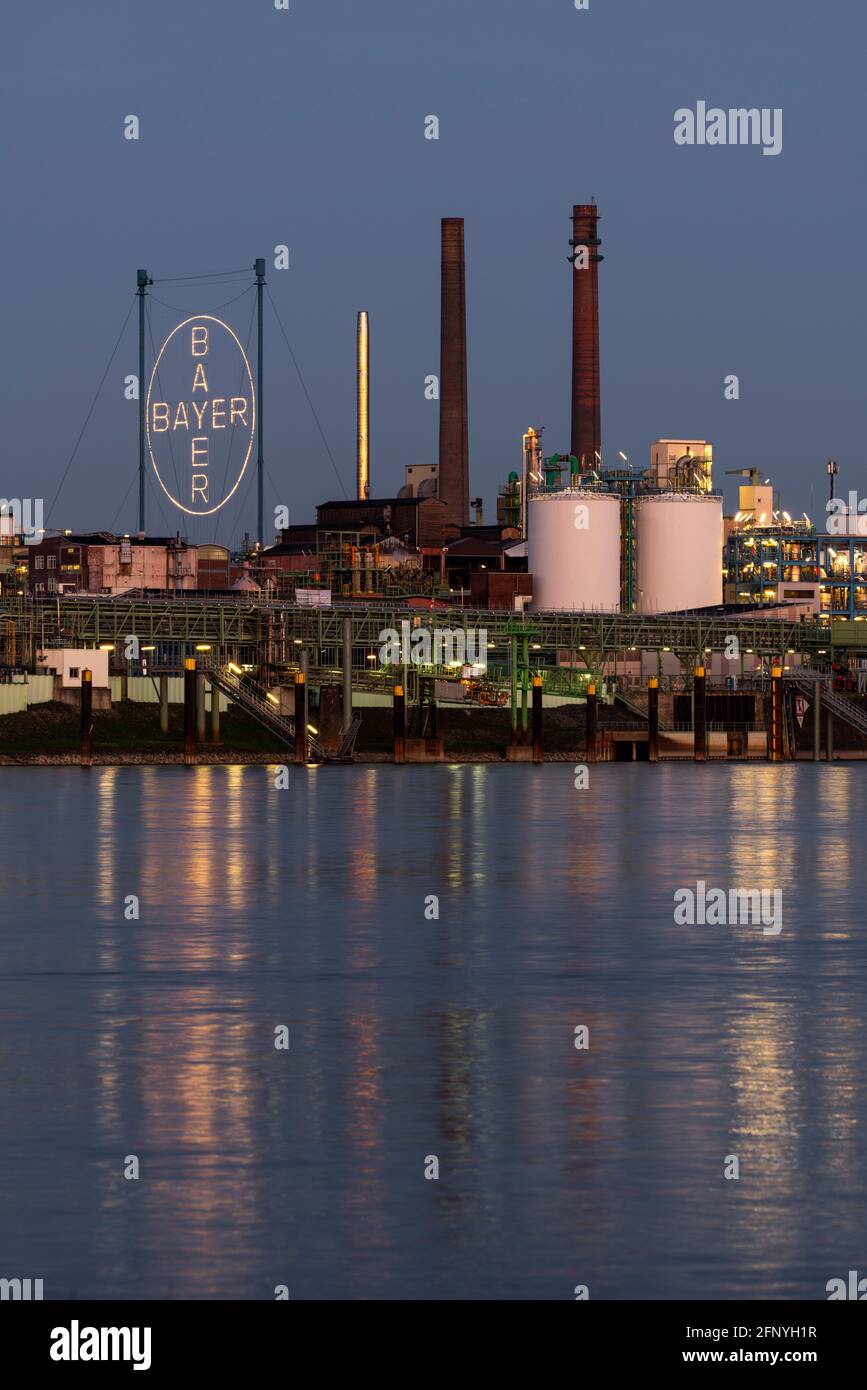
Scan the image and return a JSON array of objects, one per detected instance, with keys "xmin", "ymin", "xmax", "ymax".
[{"xmin": 0, "ymin": 763, "xmax": 864, "ymax": 1300}]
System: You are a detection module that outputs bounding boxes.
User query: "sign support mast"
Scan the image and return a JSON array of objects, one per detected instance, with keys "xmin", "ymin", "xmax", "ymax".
[
  {"xmin": 255, "ymin": 257, "xmax": 266, "ymax": 548},
  {"xmin": 137, "ymin": 269, "xmax": 152, "ymax": 535}
]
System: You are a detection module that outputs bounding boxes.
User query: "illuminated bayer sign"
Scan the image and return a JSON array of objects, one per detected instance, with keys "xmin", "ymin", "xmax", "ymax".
[{"xmin": 146, "ymin": 314, "xmax": 256, "ymax": 516}]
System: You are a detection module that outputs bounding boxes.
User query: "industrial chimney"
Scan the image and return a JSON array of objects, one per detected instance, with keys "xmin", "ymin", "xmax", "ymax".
[
  {"xmin": 357, "ymin": 310, "xmax": 370, "ymax": 500},
  {"xmin": 438, "ymin": 217, "xmax": 470, "ymax": 529},
  {"xmin": 569, "ymin": 203, "xmax": 603, "ymax": 468}
]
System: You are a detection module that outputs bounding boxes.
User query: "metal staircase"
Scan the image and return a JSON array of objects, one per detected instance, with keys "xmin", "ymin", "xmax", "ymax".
[
  {"xmin": 333, "ymin": 716, "xmax": 363, "ymax": 761},
  {"xmin": 203, "ymin": 663, "xmax": 322, "ymax": 758},
  {"xmin": 615, "ymin": 688, "xmax": 672, "ymax": 730},
  {"xmin": 785, "ymin": 673, "xmax": 867, "ymax": 740}
]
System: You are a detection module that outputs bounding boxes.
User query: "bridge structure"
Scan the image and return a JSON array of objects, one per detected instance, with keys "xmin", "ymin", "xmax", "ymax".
[{"xmin": 0, "ymin": 596, "xmax": 842, "ymax": 684}]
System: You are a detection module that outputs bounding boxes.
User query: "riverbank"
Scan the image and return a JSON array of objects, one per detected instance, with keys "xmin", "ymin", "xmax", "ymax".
[
  {"xmin": 0, "ymin": 698, "xmax": 589, "ymax": 763},
  {"xmin": 2, "ymin": 697, "xmax": 864, "ymax": 763}
]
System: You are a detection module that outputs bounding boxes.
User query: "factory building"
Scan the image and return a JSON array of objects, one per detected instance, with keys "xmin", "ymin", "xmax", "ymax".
[
  {"xmin": 520, "ymin": 438, "xmax": 723, "ymax": 615},
  {"xmin": 0, "ymin": 516, "xmax": 28, "ymax": 596},
  {"xmin": 720, "ymin": 467, "xmax": 867, "ymax": 616},
  {"xmin": 724, "ymin": 510, "xmax": 867, "ymax": 618},
  {"xmin": 316, "ymin": 496, "xmax": 453, "ymax": 549},
  {"xmin": 398, "ymin": 464, "xmax": 439, "ymax": 500},
  {"xmin": 26, "ymin": 534, "xmax": 229, "ymax": 595},
  {"xmin": 648, "ymin": 440, "xmax": 713, "ymax": 493}
]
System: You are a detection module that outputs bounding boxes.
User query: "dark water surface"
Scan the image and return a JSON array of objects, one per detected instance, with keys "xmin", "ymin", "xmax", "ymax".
[{"xmin": 0, "ymin": 763, "xmax": 864, "ymax": 1300}]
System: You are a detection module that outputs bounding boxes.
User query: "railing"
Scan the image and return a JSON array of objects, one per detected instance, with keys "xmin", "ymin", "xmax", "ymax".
[
  {"xmin": 786, "ymin": 674, "xmax": 867, "ymax": 739},
  {"xmin": 204, "ymin": 664, "xmax": 322, "ymax": 759}
]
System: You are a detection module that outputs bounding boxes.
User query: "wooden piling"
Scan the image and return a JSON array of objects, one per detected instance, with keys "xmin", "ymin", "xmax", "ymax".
[
  {"xmin": 184, "ymin": 658, "xmax": 197, "ymax": 766},
  {"xmin": 210, "ymin": 683, "xmax": 221, "ymax": 745},
  {"xmin": 393, "ymin": 683, "xmax": 406, "ymax": 765},
  {"xmin": 159, "ymin": 671, "xmax": 169, "ymax": 734},
  {"xmin": 531, "ymin": 675, "xmax": 543, "ymax": 764},
  {"xmin": 586, "ymin": 682, "xmax": 597, "ymax": 762},
  {"xmin": 80, "ymin": 669, "xmax": 93, "ymax": 767},
  {"xmin": 196, "ymin": 672, "xmax": 206, "ymax": 745},
  {"xmin": 647, "ymin": 678, "xmax": 659, "ymax": 763},
  {"xmin": 694, "ymin": 666, "xmax": 707, "ymax": 762},
  {"xmin": 295, "ymin": 671, "xmax": 307, "ymax": 764},
  {"xmin": 769, "ymin": 665, "xmax": 783, "ymax": 761},
  {"xmin": 342, "ymin": 615, "xmax": 353, "ymax": 733}
]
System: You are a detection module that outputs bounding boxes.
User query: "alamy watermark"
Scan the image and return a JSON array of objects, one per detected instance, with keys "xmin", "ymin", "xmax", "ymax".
[
  {"xmin": 379, "ymin": 621, "xmax": 488, "ymax": 670},
  {"xmin": 674, "ymin": 102, "xmax": 782, "ymax": 156},
  {"xmin": 674, "ymin": 880, "xmax": 782, "ymax": 935},
  {"xmin": 0, "ymin": 498, "xmax": 43, "ymax": 544},
  {"xmin": 827, "ymin": 1270, "xmax": 867, "ymax": 1300},
  {"xmin": 827, "ymin": 492, "xmax": 867, "ymax": 536},
  {"xmin": 50, "ymin": 1322, "xmax": 151, "ymax": 1371},
  {"xmin": 0, "ymin": 1276, "xmax": 43, "ymax": 1300}
]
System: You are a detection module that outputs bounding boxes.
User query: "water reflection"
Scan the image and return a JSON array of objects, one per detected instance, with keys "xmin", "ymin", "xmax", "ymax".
[{"xmin": 0, "ymin": 764, "xmax": 865, "ymax": 1298}]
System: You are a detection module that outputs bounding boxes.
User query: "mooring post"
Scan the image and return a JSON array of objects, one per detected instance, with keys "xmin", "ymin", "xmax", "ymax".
[
  {"xmin": 300, "ymin": 647, "xmax": 310, "ymax": 744},
  {"xmin": 769, "ymin": 664, "xmax": 783, "ymax": 761},
  {"xmin": 342, "ymin": 615, "xmax": 353, "ymax": 732},
  {"xmin": 586, "ymin": 682, "xmax": 597, "ymax": 762},
  {"xmin": 184, "ymin": 658, "xmax": 197, "ymax": 766},
  {"xmin": 196, "ymin": 672, "xmax": 206, "ymax": 745},
  {"xmin": 531, "ymin": 675, "xmax": 543, "ymax": 764},
  {"xmin": 813, "ymin": 681, "xmax": 822, "ymax": 761},
  {"xmin": 648, "ymin": 677, "xmax": 659, "ymax": 763},
  {"xmin": 210, "ymin": 682, "xmax": 221, "ymax": 745},
  {"xmin": 510, "ymin": 636, "xmax": 518, "ymax": 743},
  {"xmin": 694, "ymin": 666, "xmax": 707, "ymax": 761},
  {"xmin": 294, "ymin": 671, "xmax": 307, "ymax": 764},
  {"xmin": 827, "ymin": 708, "xmax": 834, "ymax": 763},
  {"xmin": 159, "ymin": 671, "xmax": 169, "ymax": 734},
  {"xmin": 80, "ymin": 668, "xmax": 93, "ymax": 768},
  {"xmin": 521, "ymin": 635, "xmax": 530, "ymax": 742},
  {"xmin": 393, "ymin": 683, "xmax": 406, "ymax": 764}
]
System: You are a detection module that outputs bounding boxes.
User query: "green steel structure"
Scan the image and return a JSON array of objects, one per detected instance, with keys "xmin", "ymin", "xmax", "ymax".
[{"xmin": 0, "ymin": 595, "xmax": 843, "ymax": 670}]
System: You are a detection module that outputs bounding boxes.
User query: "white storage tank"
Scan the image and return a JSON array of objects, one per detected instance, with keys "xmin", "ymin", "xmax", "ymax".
[
  {"xmin": 635, "ymin": 493, "xmax": 722, "ymax": 614},
  {"xmin": 528, "ymin": 490, "xmax": 621, "ymax": 611}
]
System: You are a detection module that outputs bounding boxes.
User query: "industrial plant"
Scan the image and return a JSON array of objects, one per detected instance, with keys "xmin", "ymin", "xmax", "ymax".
[{"xmin": 2, "ymin": 201, "xmax": 867, "ymax": 764}]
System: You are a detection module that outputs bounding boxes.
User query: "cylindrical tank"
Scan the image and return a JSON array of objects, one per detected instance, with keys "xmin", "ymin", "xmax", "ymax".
[
  {"xmin": 635, "ymin": 493, "xmax": 723, "ymax": 614},
  {"xmin": 528, "ymin": 490, "xmax": 621, "ymax": 611}
]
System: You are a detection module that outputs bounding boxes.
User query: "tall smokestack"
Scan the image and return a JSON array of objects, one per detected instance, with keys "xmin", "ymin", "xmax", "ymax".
[
  {"xmin": 570, "ymin": 203, "xmax": 603, "ymax": 467},
  {"xmin": 357, "ymin": 310, "xmax": 370, "ymax": 500},
  {"xmin": 438, "ymin": 217, "xmax": 470, "ymax": 529}
]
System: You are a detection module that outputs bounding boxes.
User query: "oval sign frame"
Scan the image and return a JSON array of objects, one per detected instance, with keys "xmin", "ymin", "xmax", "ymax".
[{"xmin": 146, "ymin": 313, "xmax": 256, "ymax": 517}]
